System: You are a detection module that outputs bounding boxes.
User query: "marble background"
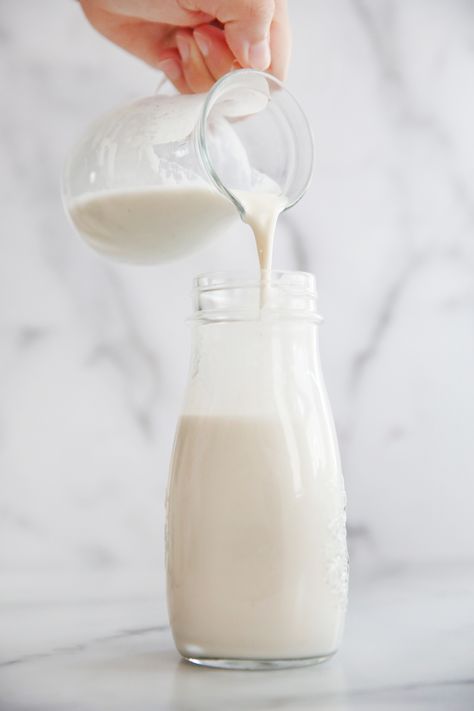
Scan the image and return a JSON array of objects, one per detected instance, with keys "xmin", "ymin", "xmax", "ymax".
[{"xmin": 1, "ymin": 0, "xmax": 474, "ymax": 599}]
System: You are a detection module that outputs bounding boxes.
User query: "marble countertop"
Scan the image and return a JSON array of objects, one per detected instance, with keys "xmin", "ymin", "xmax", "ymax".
[{"xmin": 1, "ymin": 564, "xmax": 473, "ymax": 710}]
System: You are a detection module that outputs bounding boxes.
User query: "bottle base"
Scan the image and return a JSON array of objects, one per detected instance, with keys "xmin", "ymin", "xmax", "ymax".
[{"xmin": 182, "ymin": 652, "xmax": 335, "ymax": 671}]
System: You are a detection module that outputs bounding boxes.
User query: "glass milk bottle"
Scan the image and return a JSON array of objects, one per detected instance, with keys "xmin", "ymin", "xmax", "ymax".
[{"xmin": 166, "ymin": 272, "xmax": 348, "ymax": 670}]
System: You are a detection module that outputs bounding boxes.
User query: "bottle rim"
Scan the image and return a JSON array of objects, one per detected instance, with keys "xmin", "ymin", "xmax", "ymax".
[
  {"xmin": 191, "ymin": 270, "xmax": 321, "ymax": 323},
  {"xmin": 194, "ymin": 269, "xmax": 316, "ymax": 292}
]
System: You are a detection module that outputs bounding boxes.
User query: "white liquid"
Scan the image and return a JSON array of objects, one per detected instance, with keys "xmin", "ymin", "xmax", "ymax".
[
  {"xmin": 167, "ymin": 414, "xmax": 347, "ymax": 661},
  {"xmin": 236, "ymin": 191, "xmax": 287, "ymax": 272},
  {"xmin": 68, "ymin": 186, "xmax": 286, "ymax": 271},
  {"xmin": 68, "ymin": 186, "xmax": 236, "ymax": 264}
]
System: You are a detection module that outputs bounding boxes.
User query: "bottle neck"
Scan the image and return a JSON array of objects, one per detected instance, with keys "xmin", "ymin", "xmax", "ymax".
[
  {"xmin": 185, "ymin": 272, "xmax": 321, "ymax": 417},
  {"xmin": 186, "ymin": 311, "xmax": 322, "ymax": 419},
  {"xmin": 192, "ymin": 271, "xmax": 321, "ymax": 324}
]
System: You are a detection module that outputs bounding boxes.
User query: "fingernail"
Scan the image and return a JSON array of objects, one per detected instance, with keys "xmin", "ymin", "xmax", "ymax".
[
  {"xmin": 248, "ymin": 39, "xmax": 271, "ymax": 70},
  {"xmin": 194, "ymin": 31, "xmax": 209, "ymax": 57},
  {"xmin": 157, "ymin": 58, "xmax": 181, "ymax": 82},
  {"xmin": 176, "ymin": 34, "xmax": 190, "ymax": 63}
]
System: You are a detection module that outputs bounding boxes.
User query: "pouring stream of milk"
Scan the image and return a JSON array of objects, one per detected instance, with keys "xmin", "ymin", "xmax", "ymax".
[
  {"xmin": 237, "ymin": 191, "xmax": 288, "ymax": 305},
  {"xmin": 236, "ymin": 192, "xmax": 288, "ymax": 273}
]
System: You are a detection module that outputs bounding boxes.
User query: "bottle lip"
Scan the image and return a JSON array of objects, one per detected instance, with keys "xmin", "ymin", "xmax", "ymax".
[
  {"xmin": 192, "ymin": 270, "xmax": 321, "ymax": 323},
  {"xmin": 194, "ymin": 270, "xmax": 316, "ymax": 293}
]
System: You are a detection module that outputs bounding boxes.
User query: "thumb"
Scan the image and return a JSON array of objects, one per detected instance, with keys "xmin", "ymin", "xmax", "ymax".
[{"xmin": 194, "ymin": 0, "xmax": 275, "ymax": 70}]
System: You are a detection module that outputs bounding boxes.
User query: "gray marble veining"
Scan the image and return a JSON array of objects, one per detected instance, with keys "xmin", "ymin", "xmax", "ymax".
[
  {"xmin": 1, "ymin": 0, "xmax": 473, "ymax": 572},
  {"xmin": 1, "ymin": 566, "xmax": 473, "ymax": 710}
]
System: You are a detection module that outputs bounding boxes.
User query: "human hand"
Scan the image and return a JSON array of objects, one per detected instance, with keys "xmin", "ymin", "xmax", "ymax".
[{"xmin": 79, "ymin": 0, "xmax": 290, "ymax": 93}]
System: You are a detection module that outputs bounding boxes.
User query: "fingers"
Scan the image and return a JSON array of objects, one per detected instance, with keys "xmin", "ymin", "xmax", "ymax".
[
  {"xmin": 268, "ymin": 0, "xmax": 291, "ymax": 80},
  {"xmin": 99, "ymin": 0, "xmax": 213, "ymax": 26},
  {"xmin": 193, "ymin": 24, "xmax": 237, "ymax": 80},
  {"xmin": 175, "ymin": 30, "xmax": 215, "ymax": 92},
  {"xmin": 156, "ymin": 49, "xmax": 191, "ymax": 94},
  {"xmin": 193, "ymin": 0, "xmax": 275, "ymax": 70},
  {"xmin": 161, "ymin": 25, "xmax": 238, "ymax": 93},
  {"xmin": 81, "ymin": 0, "xmax": 291, "ymax": 95}
]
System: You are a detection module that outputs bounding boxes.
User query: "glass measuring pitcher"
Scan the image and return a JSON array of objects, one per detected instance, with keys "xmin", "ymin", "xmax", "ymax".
[{"xmin": 62, "ymin": 70, "xmax": 313, "ymax": 263}]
